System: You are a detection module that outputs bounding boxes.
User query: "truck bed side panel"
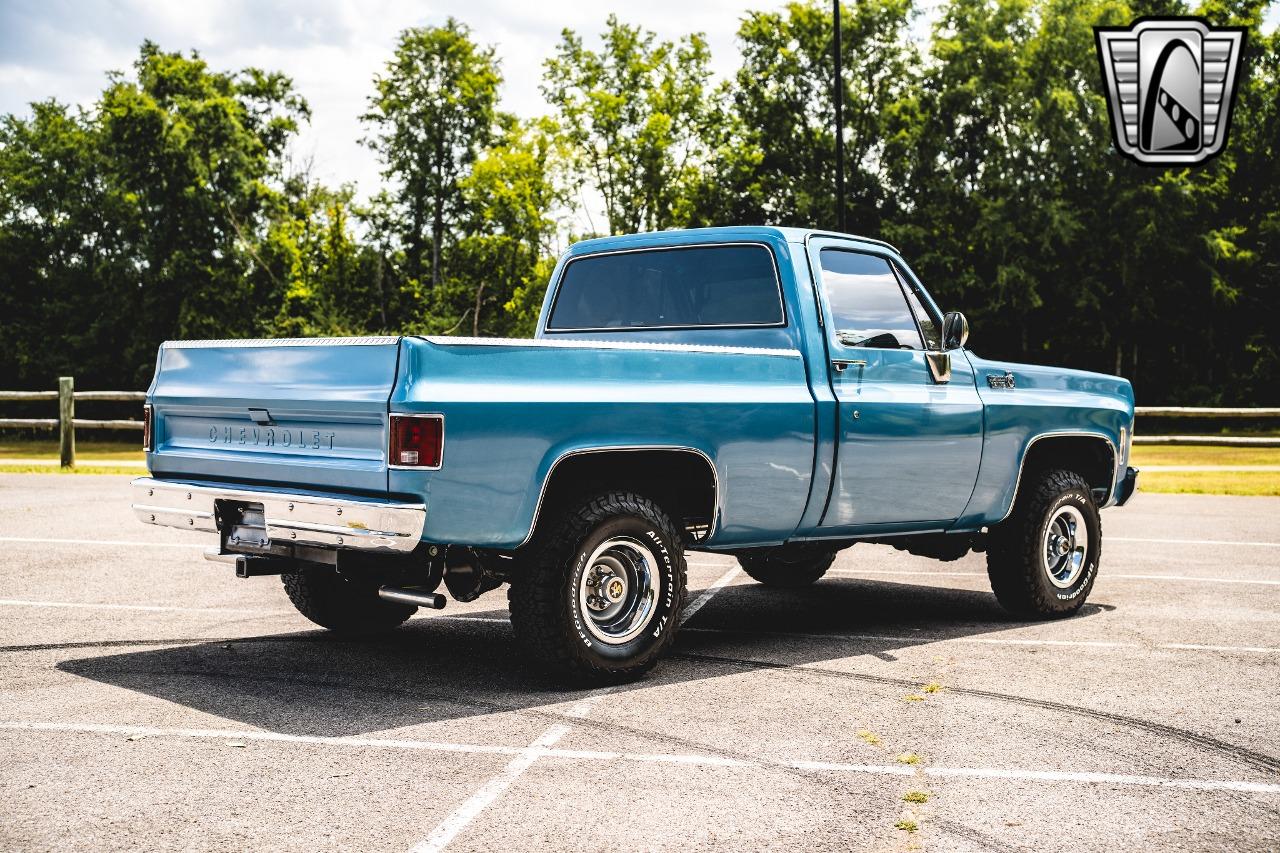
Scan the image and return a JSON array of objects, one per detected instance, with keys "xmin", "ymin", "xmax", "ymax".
[{"xmin": 389, "ymin": 337, "xmax": 817, "ymax": 549}]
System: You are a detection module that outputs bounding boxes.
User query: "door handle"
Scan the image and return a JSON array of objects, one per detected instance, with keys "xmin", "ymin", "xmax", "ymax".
[{"xmin": 832, "ymin": 359, "xmax": 867, "ymax": 373}]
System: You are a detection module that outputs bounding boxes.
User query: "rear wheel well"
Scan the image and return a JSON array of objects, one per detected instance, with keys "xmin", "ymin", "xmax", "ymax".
[
  {"xmin": 1019, "ymin": 435, "xmax": 1115, "ymax": 505},
  {"xmin": 533, "ymin": 449, "xmax": 717, "ymax": 544}
]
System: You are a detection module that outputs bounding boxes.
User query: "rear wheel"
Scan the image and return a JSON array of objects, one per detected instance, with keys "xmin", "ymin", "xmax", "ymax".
[
  {"xmin": 737, "ymin": 545, "xmax": 838, "ymax": 587},
  {"xmin": 508, "ymin": 491, "xmax": 686, "ymax": 682},
  {"xmin": 987, "ymin": 469, "xmax": 1101, "ymax": 618},
  {"xmin": 282, "ymin": 563, "xmax": 416, "ymax": 634}
]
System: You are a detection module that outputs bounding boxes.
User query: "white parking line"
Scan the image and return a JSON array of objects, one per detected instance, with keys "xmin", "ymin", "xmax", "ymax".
[
  {"xmin": 822, "ymin": 568, "xmax": 1280, "ymax": 586},
  {"xmin": 5, "ymin": 600, "xmax": 1275, "ymax": 657},
  {"xmin": 1112, "ymin": 536, "xmax": 1280, "ymax": 548},
  {"xmin": 4, "ymin": 721, "xmax": 1277, "ymax": 795},
  {"xmin": 410, "ymin": 724, "xmax": 571, "ymax": 853},
  {"xmin": 681, "ymin": 565, "xmax": 742, "ymax": 623},
  {"xmin": 409, "ymin": 562, "xmax": 743, "ymax": 851},
  {"xmin": 3, "ymin": 534, "xmax": 1277, "ymax": 552},
  {"xmin": 0, "ymin": 598, "xmax": 280, "ymax": 616},
  {"xmin": 0, "ymin": 536, "xmax": 201, "ymax": 549},
  {"xmin": 680, "ymin": 627, "xmax": 1280, "ymax": 655}
]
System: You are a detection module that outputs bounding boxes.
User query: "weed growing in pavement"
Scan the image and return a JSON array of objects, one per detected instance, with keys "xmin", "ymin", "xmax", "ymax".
[
  {"xmin": 923, "ymin": 682, "xmax": 942, "ymax": 694},
  {"xmin": 904, "ymin": 694, "xmax": 924, "ymax": 702},
  {"xmin": 896, "ymin": 752, "xmax": 921, "ymax": 765},
  {"xmin": 857, "ymin": 729, "xmax": 882, "ymax": 746},
  {"xmin": 895, "ymin": 819, "xmax": 919, "ymax": 833},
  {"xmin": 903, "ymin": 791, "xmax": 930, "ymax": 804}
]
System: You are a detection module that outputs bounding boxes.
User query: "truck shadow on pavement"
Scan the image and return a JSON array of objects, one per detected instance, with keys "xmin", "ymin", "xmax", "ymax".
[{"xmin": 56, "ymin": 577, "xmax": 1111, "ymax": 739}]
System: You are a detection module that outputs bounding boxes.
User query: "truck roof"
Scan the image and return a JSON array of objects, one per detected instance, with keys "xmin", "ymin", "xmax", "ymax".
[{"xmin": 566, "ymin": 226, "xmax": 899, "ymax": 256}]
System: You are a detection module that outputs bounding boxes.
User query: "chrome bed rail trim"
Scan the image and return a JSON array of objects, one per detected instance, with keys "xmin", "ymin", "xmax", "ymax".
[
  {"xmin": 131, "ymin": 477, "xmax": 425, "ymax": 553},
  {"xmin": 161, "ymin": 336, "xmax": 401, "ymax": 349},
  {"xmin": 418, "ymin": 336, "xmax": 802, "ymax": 358}
]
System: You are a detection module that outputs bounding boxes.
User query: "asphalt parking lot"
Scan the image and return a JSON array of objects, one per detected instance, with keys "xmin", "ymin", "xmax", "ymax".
[{"xmin": 1, "ymin": 474, "xmax": 1278, "ymax": 852}]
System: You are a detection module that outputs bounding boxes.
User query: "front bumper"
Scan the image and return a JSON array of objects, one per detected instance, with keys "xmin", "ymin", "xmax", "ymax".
[
  {"xmin": 130, "ymin": 477, "xmax": 426, "ymax": 553},
  {"xmin": 1115, "ymin": 466, "xmax": 1139, "ymax": 506}
]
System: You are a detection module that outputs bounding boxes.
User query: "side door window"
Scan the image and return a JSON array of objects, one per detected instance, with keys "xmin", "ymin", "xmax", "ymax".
[{"xmin": 819, "ymin": 250, "xmax": 923, "ymax": 350}]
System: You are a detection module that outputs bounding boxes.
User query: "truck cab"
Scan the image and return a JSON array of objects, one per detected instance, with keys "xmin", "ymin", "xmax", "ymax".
[{"xmin": 133, "ymin": 226, "xmax": 1138, "ymax": 681}]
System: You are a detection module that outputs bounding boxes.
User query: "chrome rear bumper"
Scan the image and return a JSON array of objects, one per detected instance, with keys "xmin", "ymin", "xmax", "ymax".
[{"xmin": 130, "ymin": 477, "xmax": 426, "ymax": 553}]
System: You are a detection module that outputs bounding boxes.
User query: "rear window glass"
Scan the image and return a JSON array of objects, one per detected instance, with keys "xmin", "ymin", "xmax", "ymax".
[{"xmin": 546, "ymin": 244, "xmax": 784, "ymax": 331}]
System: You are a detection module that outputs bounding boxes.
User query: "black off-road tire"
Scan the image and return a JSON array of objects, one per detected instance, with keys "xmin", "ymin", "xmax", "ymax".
[
  {"xmin": 508, "ymin": 491, "xmax": 686, "ymax": 682},
  {"xmin": 987, "ymin": 469, "xmax": 1101, "ymax": 619},
  {"xmin": 282, "ymin": 563, "xmax": 416, "ymax": 634},
  {"xmin": 737, "ymin": 546, "xmax": 838, "ymax": 587}
]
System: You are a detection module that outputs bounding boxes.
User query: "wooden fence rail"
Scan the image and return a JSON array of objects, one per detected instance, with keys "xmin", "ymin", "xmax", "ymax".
[
  {"xmin": 1135, "ymin": 406, "xmax": 1280, "ymax": 418},
  {"xmin": 0, "ymin": 377, "xmax": 144, "ymax": 467},
  {"xmin": 3, "ymin": 380, "xmax": 1280, "ymax": 466},
  {"xmin": 1133, "ymin": 406, "xmax": 1280, "ymax": 447}
]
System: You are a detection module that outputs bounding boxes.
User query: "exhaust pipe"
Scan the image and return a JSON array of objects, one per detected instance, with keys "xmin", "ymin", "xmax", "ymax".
[{"xmin": 378, "ymin": 585, "xmax": 446, "ymax": 609}]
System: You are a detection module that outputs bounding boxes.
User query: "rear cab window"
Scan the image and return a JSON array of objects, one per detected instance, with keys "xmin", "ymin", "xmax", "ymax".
[{"xmin": 546, "ymin": 244, "xmax": 785, "ymax": 332}]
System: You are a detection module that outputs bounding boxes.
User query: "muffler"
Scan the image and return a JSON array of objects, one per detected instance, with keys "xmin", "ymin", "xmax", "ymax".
[{"xmin": 378, "ymin": 585, "xmax": 446, "ymax": 609}]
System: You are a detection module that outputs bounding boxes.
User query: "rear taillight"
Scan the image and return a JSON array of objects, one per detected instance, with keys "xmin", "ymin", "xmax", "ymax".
[
  {"xmin": 389, "ymin": 414, "xmax": 444, "ymax": 469},
  {"xmin": 142, "ymin": 403, "xmax": 154, "ymax": 452}
]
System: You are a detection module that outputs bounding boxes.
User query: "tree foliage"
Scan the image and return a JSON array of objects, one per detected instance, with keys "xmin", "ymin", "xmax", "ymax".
[
  {"xmin": 363, "ymin": 19, "xmax": 501, "ymax": 289},
  {"xmin": 0, "ymin": 2, "xmax": 1277, "ymax": 405},
  {"xmin": 542, "ymin": 14, "xmax": 714, "ymax": 233}
]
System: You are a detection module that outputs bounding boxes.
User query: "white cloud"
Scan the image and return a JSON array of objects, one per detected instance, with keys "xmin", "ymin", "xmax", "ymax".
[{"xmin": 1, "ymin": 0, "xmax": 763, "ymax": 207}]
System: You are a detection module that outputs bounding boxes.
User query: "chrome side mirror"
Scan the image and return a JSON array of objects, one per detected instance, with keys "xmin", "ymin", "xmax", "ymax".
[{"xmin": 942, "ymin": 311, "xmax": 969, "ymax": 350}]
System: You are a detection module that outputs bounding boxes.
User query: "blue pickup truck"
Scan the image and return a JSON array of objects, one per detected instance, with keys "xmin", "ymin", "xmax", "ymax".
[{"xmin": 133, "ymin": 226, "xmax": 1138, "ymax": 680}]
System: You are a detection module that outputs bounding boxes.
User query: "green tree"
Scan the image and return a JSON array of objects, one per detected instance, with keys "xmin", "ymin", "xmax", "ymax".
[
  {"xmin": 429, "ymin": 118, "xmax": 565, "ymax": 337},
  {"xmin": 362, "ymin": 20, "xmax": 501, "ymax": 290},
  {"xmin": 543, "ymin": 15, "xmax": 713, "ymax": 234},
  {"xmin": 692, "ymin": 0, "xmax": 919, "ymax": 231},
  {"xmin": 0, "ymin": 42, "xmax": 308, "ymax": 389}
]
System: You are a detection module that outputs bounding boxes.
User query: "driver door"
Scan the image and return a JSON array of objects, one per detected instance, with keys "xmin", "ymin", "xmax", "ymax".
[{"xmin": 808, "ymin": 240, "xmax": 983, "ymax": 530}]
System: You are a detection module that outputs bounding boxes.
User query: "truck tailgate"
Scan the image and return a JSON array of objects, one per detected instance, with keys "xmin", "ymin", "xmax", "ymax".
[{"xmin": 147, "ymin": 337, "xmax": 401, "ymax": 495}]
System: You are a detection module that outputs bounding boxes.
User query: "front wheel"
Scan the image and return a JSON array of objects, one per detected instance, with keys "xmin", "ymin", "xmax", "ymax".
[
  {"xmin": 508, "ymin": 491, "xmax": 686, "ymax": 682},
  {"xmin": 986, "ymin": 469, "xmax": 1101, "ymax": 618}
]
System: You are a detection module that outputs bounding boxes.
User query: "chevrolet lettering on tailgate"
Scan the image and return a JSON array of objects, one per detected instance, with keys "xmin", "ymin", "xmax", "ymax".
[{"xmin": 208, "ymin": 425, "xmax": 337, "ymax": 451}]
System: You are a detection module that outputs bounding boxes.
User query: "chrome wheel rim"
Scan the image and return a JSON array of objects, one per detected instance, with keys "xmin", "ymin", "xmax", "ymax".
[
  {"xmin": 1043, "ymin": 505, "xmax": 1089, "ymax": 588},
  {"xmin": 578, "ymin": 536, "xmax": 660, "ymax": 645}
]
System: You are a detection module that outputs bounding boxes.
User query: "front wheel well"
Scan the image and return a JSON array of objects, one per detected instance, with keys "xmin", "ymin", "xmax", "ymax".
[
  {"xmin": 531, "ymin": 448, "xmax": 717, "ymax": 545},
  {"xmin": 1018, "ymin": 435, "xmax": 1116, "ymax": 505}
]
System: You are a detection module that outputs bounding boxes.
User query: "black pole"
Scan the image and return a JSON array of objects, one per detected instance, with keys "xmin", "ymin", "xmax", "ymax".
[{"xmin": 833, "ymin": 0, "xmax": 845, "ymax": 232}]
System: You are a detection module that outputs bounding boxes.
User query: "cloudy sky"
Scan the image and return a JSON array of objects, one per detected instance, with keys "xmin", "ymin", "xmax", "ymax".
[
  {"xmin": 0, "ymin": 0, "xmax": 788, "ymax": 199},
  {"xmin": 2, "ymin": 0, "xmax": 1275, "ymax": 205}
]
